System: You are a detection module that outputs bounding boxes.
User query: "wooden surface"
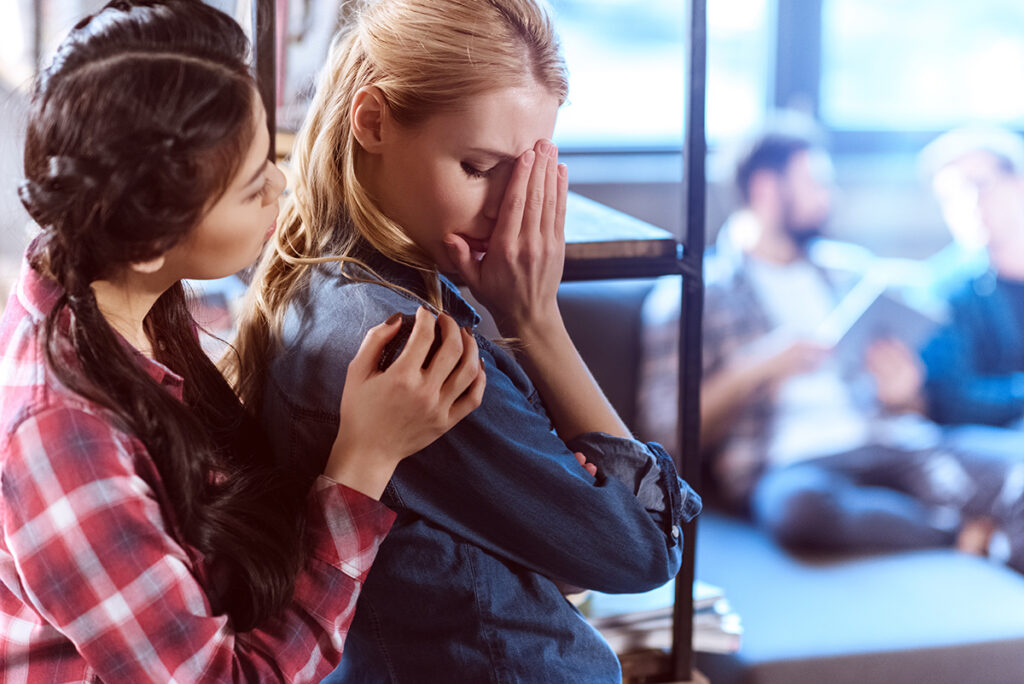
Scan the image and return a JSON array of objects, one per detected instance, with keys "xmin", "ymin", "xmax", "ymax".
[
  {"xmin": 564, "ymin": 192, "xmax": 679, "ymax": 261},
  {"xmin": 619, "ymin": 650, "xmax": 709, "ymax": 684}
]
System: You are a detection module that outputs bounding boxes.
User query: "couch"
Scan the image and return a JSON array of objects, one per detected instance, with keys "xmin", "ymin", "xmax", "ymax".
[{"xmin": 557, "ymin": 278, "xmax": 1024, "ymax": 684}]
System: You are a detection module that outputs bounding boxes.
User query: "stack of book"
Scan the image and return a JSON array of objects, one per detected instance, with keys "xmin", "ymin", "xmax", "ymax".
[{"xmin": 584, "ymin": 579, "xmax": 742, "ymax": 655}]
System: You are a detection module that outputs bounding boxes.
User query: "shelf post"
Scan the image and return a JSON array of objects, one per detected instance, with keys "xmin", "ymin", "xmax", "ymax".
[{"xmin": 671, "ymin": 0, "xmax": 707, "ymax": 680}]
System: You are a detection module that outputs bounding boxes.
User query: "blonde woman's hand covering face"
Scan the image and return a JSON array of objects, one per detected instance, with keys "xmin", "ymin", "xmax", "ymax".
[{"xmin": 444, "ymin": 138, "xmax": 568, "ymax": 338}]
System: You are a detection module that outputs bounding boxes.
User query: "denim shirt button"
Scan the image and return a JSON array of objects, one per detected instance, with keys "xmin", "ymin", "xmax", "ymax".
[{"xmin": 672, "ymin": 525, "xmax": 681, "ymax": 539}]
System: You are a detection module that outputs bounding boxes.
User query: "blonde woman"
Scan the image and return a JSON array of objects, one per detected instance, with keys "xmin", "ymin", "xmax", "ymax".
[{"xmin": 234, "ymin": 0, "xmax": 701, "ymax": 680}]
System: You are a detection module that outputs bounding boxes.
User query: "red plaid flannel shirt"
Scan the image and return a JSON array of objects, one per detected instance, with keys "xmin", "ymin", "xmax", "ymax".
[{"xmin": 0, "ymin": 259, "xmax": 395, "ymax": 683}]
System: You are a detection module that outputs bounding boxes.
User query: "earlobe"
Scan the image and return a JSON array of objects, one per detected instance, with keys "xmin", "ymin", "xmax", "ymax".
[
  {"xmin": 748, "ymin": 170, "xmax": 779, "ymax": 207},
  {"xmin": 129, "ymin": 254, "xmax": 166, "ymax": 275},
  {"xmin": 351, "ymin": 86, "xmax": 388, "ymax": 153}
]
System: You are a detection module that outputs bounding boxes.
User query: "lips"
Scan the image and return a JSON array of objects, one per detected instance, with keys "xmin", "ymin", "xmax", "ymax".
[
  {"xmin": 458, "ymin": 235, "xmax": 489, "ymax": 261},
  {"xmin": 265, "ymin": 220, "xmax": 277, "ymax": 239}
]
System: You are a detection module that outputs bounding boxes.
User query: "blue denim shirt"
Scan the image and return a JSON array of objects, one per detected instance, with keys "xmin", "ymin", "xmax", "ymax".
[{"xmin": 261, "ymin": 254, "xmax": 701, "ymax": 683}]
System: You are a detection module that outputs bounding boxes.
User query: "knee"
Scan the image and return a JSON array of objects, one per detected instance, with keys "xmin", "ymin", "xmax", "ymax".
[{"xmin": 755, "ymin": 480, "xmax": 840, "ymax": 549}]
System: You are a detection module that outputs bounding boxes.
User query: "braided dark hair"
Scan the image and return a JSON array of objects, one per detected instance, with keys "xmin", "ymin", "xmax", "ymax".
[{"xmin": 19, "ymin": 0, "xmax": 307, "ymax": 631}]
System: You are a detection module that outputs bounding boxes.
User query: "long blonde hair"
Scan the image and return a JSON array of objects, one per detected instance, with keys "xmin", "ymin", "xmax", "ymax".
[{"xmin": 228, "ymin": 0, "xmax": 568, "ymax": 405}]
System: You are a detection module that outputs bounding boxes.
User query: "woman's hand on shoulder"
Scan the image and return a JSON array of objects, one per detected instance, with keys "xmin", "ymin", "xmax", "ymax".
[
  {"xmin": 323, "ymin": 306, "xmax": 486, "ymax": 499},
  {"xmin": 444, "ymin": 138, "xmax": 568, "ymax": 339}
]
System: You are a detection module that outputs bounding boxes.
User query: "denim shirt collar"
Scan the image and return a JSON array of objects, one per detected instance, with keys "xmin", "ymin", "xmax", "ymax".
[{"xmin": 357, "ymin": 248, "xmax": 481, "ymax": 329}]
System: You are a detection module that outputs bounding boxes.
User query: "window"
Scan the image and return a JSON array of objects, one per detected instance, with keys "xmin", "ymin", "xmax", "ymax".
[
  {"xmin": 706, "ymin": 0, "xmax": 773, "ymax": 144},
  {"xmin": 549, "ymin": 0, "xmax": 685, "ymax": 151},
  {"xmin": 821, "ymin": 0, "xmax": 1024, "ymax": 131}
]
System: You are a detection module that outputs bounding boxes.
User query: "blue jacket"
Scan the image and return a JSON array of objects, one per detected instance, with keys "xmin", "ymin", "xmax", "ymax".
[
  {"xmin": 922, "ymin": 270, "xmax": 1024, "ymax": 426},
  {"xmin": 261, "ymin": 254, "xmax": 701, "ymax": 683}
]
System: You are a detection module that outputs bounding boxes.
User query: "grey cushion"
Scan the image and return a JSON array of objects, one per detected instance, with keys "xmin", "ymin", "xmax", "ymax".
[
  {"xmin": 558, "ymin": 278, "xmax": 657, "ymax": 432},
  {"xmin": 697, "ymin": 511, "xmax": 1024, "ymax": 684}
]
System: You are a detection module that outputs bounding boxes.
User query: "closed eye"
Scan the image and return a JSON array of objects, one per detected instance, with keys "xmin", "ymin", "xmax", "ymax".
[
  {"xmin": 461, "ymin": 162, "xmax": 494, "ymax": 180},
  {"xmin": 247, "ymin": 176, "xmax": 271, "ymax": 203}
]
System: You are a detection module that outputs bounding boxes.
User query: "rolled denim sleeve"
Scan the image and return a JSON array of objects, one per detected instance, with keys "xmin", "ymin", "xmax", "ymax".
[
  {"xmin": 385, "ymin": 337, "xmax": 701, "ymax": 595},
  {"xmin": 565, "ymin": 432, "xmax": 701, "ymax": 537}
]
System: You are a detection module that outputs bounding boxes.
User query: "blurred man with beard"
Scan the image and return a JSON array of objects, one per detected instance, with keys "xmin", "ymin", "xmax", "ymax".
[{"xmin": 639, "ymin": 119, "xmax": 1024, "ymax": 566}]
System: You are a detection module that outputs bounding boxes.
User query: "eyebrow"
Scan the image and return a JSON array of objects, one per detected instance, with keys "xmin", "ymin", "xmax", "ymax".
[
  {"xmin": 467, "ymin": 148, "xmax": 517, "ymax": 164},
  {"xmin": 240, "ymin": 159, "xmax": 268, "ymax": 190}
]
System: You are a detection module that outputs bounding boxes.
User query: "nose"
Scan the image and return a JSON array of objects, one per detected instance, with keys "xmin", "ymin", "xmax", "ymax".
[
  {"xmin": 482, "ymin": 166, "xmax": 514, "ymax": 221},
  {"xmin": 263, "ymin": 161, "xmax": 287, "ymax": 207}
]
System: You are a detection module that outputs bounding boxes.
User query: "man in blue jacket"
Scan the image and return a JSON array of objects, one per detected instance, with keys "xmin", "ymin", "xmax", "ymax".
[{"xmin": 875, "ymin": 127, "xmax": 1024, "ymax": 428}]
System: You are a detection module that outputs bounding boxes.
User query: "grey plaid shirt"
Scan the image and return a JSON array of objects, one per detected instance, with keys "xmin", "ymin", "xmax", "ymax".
[{"xmin": 640, "ymin": 226, "xmax": 867, "ymax": 508}]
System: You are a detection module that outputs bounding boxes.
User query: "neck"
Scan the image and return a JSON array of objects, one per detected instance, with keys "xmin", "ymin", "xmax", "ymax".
[
  {"xmin": 742, "ymin": 209, "xmax": 802, "ymax": 265},
  {"xmin": 990, "ymin": 238, "xmax": 1024, "ymax": 281},
  {"xmin": 90, "ymin": 273, "xmax": 173, "ymax": 358}
]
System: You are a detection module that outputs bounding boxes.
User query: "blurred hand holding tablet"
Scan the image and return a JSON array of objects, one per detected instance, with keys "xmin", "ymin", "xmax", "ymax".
[{"xmin": 815, "ymin": 276, "xmax": 940, "ymax": 373}]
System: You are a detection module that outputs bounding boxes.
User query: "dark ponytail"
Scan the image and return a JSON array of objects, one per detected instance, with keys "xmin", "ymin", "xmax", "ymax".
[{"xmin": 19, "ymin": 0, "xmax": 307, "ymax": 631}]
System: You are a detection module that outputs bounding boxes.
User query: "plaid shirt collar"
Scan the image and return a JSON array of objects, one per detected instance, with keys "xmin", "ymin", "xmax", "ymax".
[{"xmin": 16, "ymin": 250, "xmax": 185, "ymax": 401}]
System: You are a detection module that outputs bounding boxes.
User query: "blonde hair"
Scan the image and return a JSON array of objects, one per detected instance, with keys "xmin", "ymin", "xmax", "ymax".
[{"xmin": 227, "ymin": 0, "xmax": 568, "ymax": 404}]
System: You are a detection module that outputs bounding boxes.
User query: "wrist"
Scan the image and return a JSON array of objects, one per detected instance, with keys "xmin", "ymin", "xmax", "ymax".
[
  {"xmin": 496, "ymin": 302, "xmax": 564, "ymax": 341},
  {"xmin": 323, "ymin": 440, "xmax": 400, "ymax": 501}
]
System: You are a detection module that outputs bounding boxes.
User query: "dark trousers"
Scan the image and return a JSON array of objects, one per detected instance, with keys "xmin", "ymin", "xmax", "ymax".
[{"xmin": 751, "ymin": 425, "xmax": 1024, "ymax": 571}]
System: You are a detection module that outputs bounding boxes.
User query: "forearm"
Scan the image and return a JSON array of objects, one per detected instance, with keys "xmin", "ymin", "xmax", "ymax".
[
  {"xmin": 511, "ymin": 312, "xmax": 630, "ymax": 442},
  {"xmin": 926, "ymin": 372, "xmax": 1024, "ymax": 425},
  {"xmin": 323, "ymin": 440, "xmax": 399, "ymax": 501},
  {"xmin": 701, "ymin": 359, "xmax": 768, "ymax": 447}
]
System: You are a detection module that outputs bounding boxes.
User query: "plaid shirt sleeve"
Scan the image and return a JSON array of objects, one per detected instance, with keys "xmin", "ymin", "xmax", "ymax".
[{"xmin": 2, "ymin": 405, "xmax": 394, "ymax": 683}]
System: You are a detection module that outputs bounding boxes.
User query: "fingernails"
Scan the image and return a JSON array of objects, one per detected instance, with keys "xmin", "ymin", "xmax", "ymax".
[
  {"xmin": 385, "ymin": 312, "xmax": 401, "ymax": 325},
  {"xmin": 538, "ymin": 140, "xmax": 555, "ymax": 156},
  {"xmin": 558, "ymin": 163, "xmax": 567, "ymax": 178},
  {"xmin": 522, "ymin": 150, "xmax": 536, "ymax": 167}
]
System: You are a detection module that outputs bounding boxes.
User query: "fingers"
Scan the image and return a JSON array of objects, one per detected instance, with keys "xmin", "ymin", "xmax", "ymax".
[
  {"xmin": 347, "ymin": 314, "xmax": 403, "ymax": 380},
  {"xmin": 448, "ymin": 356, "xmax": 487, "ymax": 423},
  {"xmin": 439, "ymin": 328, "xmax": 481, "ymax": 400},
  {"xmin": 392, "ymin": 306, "xmax": 439, "ymax": 371},
  {"xmin": 492, "ymin": 149, "xmax": 536, "ymax": 251},
  {"xmin": 538, "ymin": 141, "xmax": 560, "ymax": 242},
  {"xmin": 521, "ymin": 140, "xmax": 556, "ymax": 245},
  {"xmin": 574, "ymin": 451, "xmax": 597, "ymax": 477},
  {"xmin": 423, "ymin": 312, "xmax": 464, "ymax": 382},
  {"xmin": 443, "ymin": 233, "xmax": 481, "ymax": 290},
  {"xmin": 555, "ymin": 163, "xmax": 568, "ymax": 245}
]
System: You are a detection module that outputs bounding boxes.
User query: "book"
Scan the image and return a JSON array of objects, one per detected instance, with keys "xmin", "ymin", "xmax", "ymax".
[
  {"xmin": 590, "ymin": 598, "xmax": 743, "ymax": 655},
  {"xmin": 814, "ymin": 276, "xmax": 940, "ymax": 372},
  {"xmin": 585, "ymin": 580, "xmax": 742, "ymax": 656}
]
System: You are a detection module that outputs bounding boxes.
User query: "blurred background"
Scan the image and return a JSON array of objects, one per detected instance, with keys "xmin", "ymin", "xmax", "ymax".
[{"xmin": 2, "ymin": 0, "xmax": 1024, "ymax": 286}]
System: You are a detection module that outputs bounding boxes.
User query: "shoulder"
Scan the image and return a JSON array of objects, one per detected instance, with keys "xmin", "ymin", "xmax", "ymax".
[
  {"xmin": 285, "ymin": 263, "xmax": 421, "ymax": 345},
  {"xmin": 2, "ymin": 403, "xmax": 151, "ymax": 518},
  {"xmin": 941, "ymin": 271, "xmax": 1001, "ymax": 316}
]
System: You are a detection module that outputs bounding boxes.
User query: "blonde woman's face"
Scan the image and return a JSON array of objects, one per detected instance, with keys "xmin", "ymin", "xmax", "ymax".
[{"xmin": 370, "ymin": 85, "xmax": 560, "ymax": 272}]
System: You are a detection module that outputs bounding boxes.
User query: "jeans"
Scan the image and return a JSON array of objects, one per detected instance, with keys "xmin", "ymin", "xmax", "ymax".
[{"xmin": 752, "ymin": 427, "xmax": 1024, "ymax": 570}]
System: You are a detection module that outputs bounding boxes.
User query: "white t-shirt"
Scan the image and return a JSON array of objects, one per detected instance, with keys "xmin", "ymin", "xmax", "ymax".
[{"xmin": 745, "ymin": 257, "xmax": 872, "ymax": 466}]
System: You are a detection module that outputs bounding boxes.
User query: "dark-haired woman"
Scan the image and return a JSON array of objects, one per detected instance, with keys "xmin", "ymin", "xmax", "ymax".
[{"xmin": 0, "ymin": 1, "xmax": 484, "ymax": 681}]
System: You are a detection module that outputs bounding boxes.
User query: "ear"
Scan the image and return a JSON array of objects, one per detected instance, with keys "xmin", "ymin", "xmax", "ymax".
[
  {"xmin": 351, "ymin": 86, "xmax": 388, "ymax": 153},
  {"xmin": 129, "ymin": 254, "xmax": 166, "ymax": 275},
  {"xmin": 747, "ymin": 169, "xmax": 780, "ymax": 209}
]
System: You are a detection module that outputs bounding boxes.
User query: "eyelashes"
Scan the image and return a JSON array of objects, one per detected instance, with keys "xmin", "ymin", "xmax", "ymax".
[
  {"xmin": 461, "ymin": 162, "xmax": 495, "ymax": 180},
  {"xmin": 248, "ymin": 176, "xmax": 271, "ymax": 203}
]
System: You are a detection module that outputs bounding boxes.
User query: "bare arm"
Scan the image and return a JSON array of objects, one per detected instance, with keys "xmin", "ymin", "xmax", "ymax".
[
  {"xmin": 702, "ymin": 337, "xmax": 829, "ymax": 449},
  {"xmin": 445, "ymin": 139, "xmax": 627, "ymax": 441}
]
